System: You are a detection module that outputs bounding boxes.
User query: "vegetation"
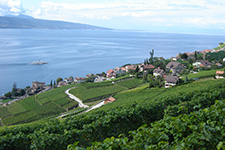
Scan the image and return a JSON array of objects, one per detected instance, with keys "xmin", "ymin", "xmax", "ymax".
[
  {"xmin": 184, "ymin": 69, "xmax": 223, "ymax": 80},
  {"xmin": 214, "ymin": 42, "xmax": 225, "ymax": 50},
  {"xmin": 0, "ymin": 79, "xmax": 224, "ymax": 150},
  {"xmin": 115, "ymin": 79, "xmax": 143, "ymax": 89},
  {"xmin": 207, "ymin": 51, "xmax": 225, "ymax": 60},
  {"xmin": 0, "ymin": 85, "xmax": 78, "ymax": 126},
  {"xmin": 70, "ymin": 84, "xmax": 126, "ymax": 102}
]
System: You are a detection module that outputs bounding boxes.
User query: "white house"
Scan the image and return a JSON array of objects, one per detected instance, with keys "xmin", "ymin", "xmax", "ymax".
[
  {"xmin": 223, "ymin": 58, "xmax": 225, "ymax": 62},
  {"xmin": 164, "ymin": 75, "xmax": 179, "ymax": 88},
  {"xmin": 153, "ymin": 68, "xmax": 165, "ymax": 77},
  {"xmin": 74, "ymin": 77, "xmax": 86, "ymax": 84},
  {"xmin": 215, "ymin": 71, "xmax": 224, "ymax": 79}
]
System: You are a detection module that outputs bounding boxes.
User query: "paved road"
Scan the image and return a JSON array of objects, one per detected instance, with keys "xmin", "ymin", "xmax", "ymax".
[
  {"xmin": 84, "ymin": 101, "xmax": 105, "ymax": 113},
  {"xmin": 65, "ymin": 87, "xmax": 89, "ymax": 108}
]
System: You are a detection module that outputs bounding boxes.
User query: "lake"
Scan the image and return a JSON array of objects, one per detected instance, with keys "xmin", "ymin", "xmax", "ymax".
[{"xmin": 0, "ymin": 29, "xmax": 225, "ymax": 95}]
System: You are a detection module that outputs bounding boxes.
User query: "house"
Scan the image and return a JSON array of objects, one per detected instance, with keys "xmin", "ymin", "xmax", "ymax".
[
  {"xmin": 223, "ymin": 58, "xmax": 225, "ymax": 62},
  {"xmin": 58, "ymin": 81, "xmax": 67, "ymax": 87},
  {"xmin": 170, "ymin": 57, "xmax": 177, "ymax": 61},
  {"xmin": 193, "ymin": 62, "xmax": 202, "ymax": 67},
  {"xmin": 125, "ymin": 65, "xmax": 136, "ymax": 72},
  {"xmin": 153, "ymin": 67, "xmax": 165, "ymax": 77},
  {"xmin": 86, "ymin": 74, "xmax": 95, "ymax": 78},
  {"xmin": 64, "ymin": 77, "xmax": 73, "ymax": 84},
  {"xmin": 32, "ymin": 81, "xmax": 45, "ymax": 89},
  {"xmin": 104, "ymin": 97, "xmax": 116, "ymax": 104},
  {"xmin": 158, "ymin": 57, "xmax": 164, "ymax": 60},
  {"xmin": 215, "ymin": 63, "xmax": 223, "ymax": 67},
  {"xmin": 195, "ymin": 60, "xmax": 212, "ymax": 68},
  {"xmin": 94, "ymin": 74, "xmax": 106, "ymax": 82},
  {"xmin": 164, "ymin": 75, "xmax": 179, "ymax": 88},
  {"xmin": 139, "ymin": 64, "xmax": 155, "ymax": 72},
  {"xmin": 74, "ymin": 77, "xmax": 86, "ymax": 84},
  {"xmin": 166, "ymin": 62, "xmax": 184, "ymax": 75},
  {"xmin": 107, "ymin": 69, "xmax": 116, "ymax": 78},
  {"xmin": 188, "ymin": 54, "xmax": 195, "ymax": 60},
  {"xmin": 215, "ymin": 71, "xmax": 224, "ymax": 79},
  {"xmin": 94, "ymin": 76, "xmax": 106, "ymax": 82},
  {"xmin": 114, "ymin": 67, "xmax": 126, "ymax": 75}
]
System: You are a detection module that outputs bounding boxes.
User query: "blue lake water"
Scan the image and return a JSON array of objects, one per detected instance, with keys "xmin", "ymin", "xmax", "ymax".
[{"xmin": 0, "ymin": 29, "xmax": 225, "ymax": 95}]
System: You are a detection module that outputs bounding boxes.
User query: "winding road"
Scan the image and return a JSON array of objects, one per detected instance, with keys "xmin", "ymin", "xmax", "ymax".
[
  {"xmin": 65, "ymin": 87, "xmax": 89, "ymax": 108},
  {"xmin": 57, "ymin": 87, "xmax": 107, "ymax": 118}
]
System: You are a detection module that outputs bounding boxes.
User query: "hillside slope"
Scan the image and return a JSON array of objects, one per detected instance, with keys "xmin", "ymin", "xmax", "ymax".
[
  {"xmin": 0, "ymin": 78, "xmax": 224, "ymax": 150},
  {"xmin": 0, "ymin": 15, "xmax": 109, "ymax": 29}
]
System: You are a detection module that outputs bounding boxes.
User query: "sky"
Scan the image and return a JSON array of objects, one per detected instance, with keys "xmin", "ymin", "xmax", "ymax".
[{"xmin": 1, "ymin": 0, "xmax": 225, "ymax": 34}]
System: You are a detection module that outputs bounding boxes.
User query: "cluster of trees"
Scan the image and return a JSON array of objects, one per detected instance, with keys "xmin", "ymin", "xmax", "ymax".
[{"xmin": 4, "ymin": 82, "xmax": 26, "ymax": 99}]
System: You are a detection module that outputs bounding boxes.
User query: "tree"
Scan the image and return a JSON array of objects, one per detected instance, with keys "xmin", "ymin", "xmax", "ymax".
[
  {"xmin": 149, "ymin": 49, "xmax": 154, "ymax": 64},
  {"xmin": 50, "ymin": 80, "xmax": 53, "ymax": 87},
  {"xmin": 180, "ymin": 53, "xmax": 188, "ymax": 59},
  {"xmin": 20, "ymin": 89, "xmax": 26, "ymax": 96},
  {"xmin": 194, "ymin": 51, "xmax": 197, "ymax": 60},
  {"xmin": 11, "ymin": 82, "xmax": 17, "ymax": 97},
  {"xmin": 56, "ymin": 77, "xmax": 63, "ymax": 84},
  {"xmin": 4, "ymin": 92, "xmax": 12, "ymax": 99},
  {"xmin": 54, "ymin": 80, "xmax": 56, "ymax": 87},
  {"xmin": 135, "ymin": 66, "xmax": 139, "ymax": 73},
  {"xmin": 144, "ymin": 58, "xmax": 149, "ymax": 65}
]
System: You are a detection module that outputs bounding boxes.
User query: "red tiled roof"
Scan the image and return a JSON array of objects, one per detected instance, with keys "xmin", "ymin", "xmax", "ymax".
[
  {"xmin": 144, "ymin": 64, "xmax": 155, "ymax": 69},
  {"xmin": 104, "ymin": 97, "xmax": 116, "ymax": 104},
  {"xmin": 107, "ymin": 69, "xmax": 114, "ymax": 74},
  {"xmin": 216, "ymin": 71, "xmax": 224, "ymax": 75}
]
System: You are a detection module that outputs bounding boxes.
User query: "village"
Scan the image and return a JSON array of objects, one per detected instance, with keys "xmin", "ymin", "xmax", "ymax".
[{"xmin": 1, "ymin": 43, "xmax": 225, "ymax": 105}]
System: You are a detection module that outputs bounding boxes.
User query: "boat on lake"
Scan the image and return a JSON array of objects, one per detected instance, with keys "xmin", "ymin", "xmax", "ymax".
[{"xmin": 30, "ymin": 60, "xmax": 48, "ymax": 65}]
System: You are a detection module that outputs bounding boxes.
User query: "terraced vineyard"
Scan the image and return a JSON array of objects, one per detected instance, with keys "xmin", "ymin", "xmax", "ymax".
[
  {"xmin": 184, "ymin": 68, "xmax": 224, "ymax": 80},
  {"xmin": 0, "ymin": 78, "xmax": 224, "ymax": 150},
  {"xmin": 0, "ymin": 85, "xmax": 78, "ymax": 126},
  {"xmin": 69, "ymin": 84, "xmax": 127, "ymax": 102}
]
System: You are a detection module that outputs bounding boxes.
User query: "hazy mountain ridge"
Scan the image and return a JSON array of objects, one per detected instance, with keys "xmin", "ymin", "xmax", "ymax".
[{"xmin": 0, "ymin": 14, "xmax": 109, "ymax": 30}]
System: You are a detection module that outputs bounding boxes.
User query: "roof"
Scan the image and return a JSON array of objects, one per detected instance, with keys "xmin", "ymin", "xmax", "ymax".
[
  {"xmin": 215, "ymin": 63, "xmax": 222, "ymax": 66},
  {"xmin": 166, "ymin": 62, "xmax": 182, "ymax": 69},
  {"xmin": 107, "ymin": 69, "xmax": 114, "ymax": 74},
  {"xmin": 75, "ymin": 77, "xmax": 86, "ymax": 80},
  {"xmin": 144, "ymin": 64, "xmax": 155, "ymax": 69},
  {"xmin": 216, "ymin": 71, "xmax": 224, "ymax": 75},
  {"xmin": 153, "ymin": 68, "xmax": 165, "ymax": 74},
  {"xmin": 32, "ymin": 81, "xmax": 45, "ymax": 84},
  {"xmin": 104, "ymin": 97, "xmax": 116, "ymax": 104},
  {"xmin": 165, "ymin": 75, "xmax": 179, "ymax": 83},
  {"xmin": 198, "ymin": 60, "xmax": 212, "ymax": 66}
]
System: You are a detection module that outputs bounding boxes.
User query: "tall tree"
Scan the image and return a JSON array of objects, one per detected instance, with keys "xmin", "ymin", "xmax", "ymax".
[
  {"xmin": 56, "ymin": 77, "xmax": 63, "ymax": 84},
  {"xmin": 149, "ymin": 49, "xmax": 154, "ymax": 64},
  {"xmin": 50, "ymin": 80, "xmax": 53, "ymax": 87},
  {"xmin": 11, "ymin": 82, "xmax": 17, "ymax": 96}
]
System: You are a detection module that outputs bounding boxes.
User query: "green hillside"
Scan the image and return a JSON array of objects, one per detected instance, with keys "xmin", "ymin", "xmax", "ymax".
[
  {"xmin": 207, "ymin": 51, "xmax": 225, "ymax": 60},
  {"xmin": 0, "ymin": 78, "xmax": 224, "ymax": 149},
  {"xmin": 0, "ymin": 85, "xmax": 78, "ymax": 126}
]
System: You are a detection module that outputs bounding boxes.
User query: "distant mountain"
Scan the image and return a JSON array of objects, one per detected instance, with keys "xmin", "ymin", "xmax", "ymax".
[{"xmin": 0, "ymin": 14, "xmax": 110, "ymax": 30}]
